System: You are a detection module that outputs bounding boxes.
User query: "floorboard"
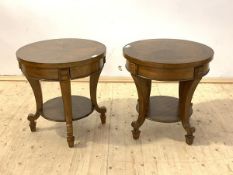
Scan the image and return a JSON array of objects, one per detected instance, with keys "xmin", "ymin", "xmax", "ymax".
[{"xmin": 0, "ymin": 82, "xmax": 233, "ymax": 175}]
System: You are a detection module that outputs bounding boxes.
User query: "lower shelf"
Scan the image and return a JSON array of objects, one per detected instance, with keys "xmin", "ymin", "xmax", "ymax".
[
  {"xmin": 42, "ymin": 96, "xmax": 94, "ymax": 122},
  {"xmin": 136, "ymin": 96, "xmax": 193, "ymax": 123}
]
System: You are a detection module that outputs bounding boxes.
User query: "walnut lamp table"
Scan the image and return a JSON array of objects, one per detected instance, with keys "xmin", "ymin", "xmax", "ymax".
[
  {"xmin": 17, "ymin": 38, "xmax": 107, "ymax": 147},
  {"xmin": 123, "ymin": 39, "xmax": 213, "ymax": 145}
]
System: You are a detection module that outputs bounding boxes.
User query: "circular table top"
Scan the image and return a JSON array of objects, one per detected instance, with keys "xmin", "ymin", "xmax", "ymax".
[
  {"xmin": 16, "ymin": 38, "xmax": 106, "ymax": 68},
  {"xmin": 123, "ymin": 39, "xmax": 214, "ymax": 68}
]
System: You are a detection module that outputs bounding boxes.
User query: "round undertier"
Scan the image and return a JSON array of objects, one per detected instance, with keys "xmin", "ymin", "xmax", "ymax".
[{"xmin": 42, "ymin": 96, "xmax": 94, "ymax": 122}]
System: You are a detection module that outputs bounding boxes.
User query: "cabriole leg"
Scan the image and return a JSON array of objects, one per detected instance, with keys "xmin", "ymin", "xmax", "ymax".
[
  {"xmin": 131, "ymin": 74, "xmax": 151, "ymax": 139},
  {"xmin": 179, "ymin": 78, "xmax": 201, "ymax": 145},
  {"xmin": 90, "ymin": 69, "xmax": 107, "ymax": 124},
  {"xmin": 26, "ymin": 76, "xmax": 43, "ymax": 132}
]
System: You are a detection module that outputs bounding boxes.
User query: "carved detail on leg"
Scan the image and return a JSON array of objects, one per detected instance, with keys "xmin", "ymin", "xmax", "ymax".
[
  {"xmin": 179, "ymin": 77, "xmax": 201, "ymax": 145},
  {"xmin": 26, "ymin": 77, "xmax": 43, "ymax": 132},
  {"xmin": 59, "ymin": 69, "xmax": 74, "ymax": 148},
  {"xmin": 131, "ymin": 74, "xmax": 151, "ymax": 139},
  {"xmin": 90, "ymin": 69, "xmax": 107, "ymax": 124}
]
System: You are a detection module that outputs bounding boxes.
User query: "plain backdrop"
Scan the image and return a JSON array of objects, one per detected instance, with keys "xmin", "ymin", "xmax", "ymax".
[{"xmin": 0, "ymin": 0, "xmax": 233, "ymax": 77}]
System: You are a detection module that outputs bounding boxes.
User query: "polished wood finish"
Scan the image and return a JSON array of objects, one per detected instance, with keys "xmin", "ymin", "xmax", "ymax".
[
  {"xmin": 17, "ymin": 38, "xmax": 106, "ymax": 147},
  {"xmin": 90, "ymin": 69, "xmax": 107, "ymax": 124},
  {"xmin": 42, "ymin": 96, "xmax": 93, "ymax": 122},
  {"xmin": 124, "ymin": 39, "xmax": 213, "ymax": 145},
  {"xmin": 17, "ymin": 39, "xmax": 106, "ymax": 80},
  {"xmin": 2, "ymin": 75, "xmax": 233, "ymax": 84},
  {"xmin": 179, "ymin": 67, "xmax": 202, "ymax": 145},
  {"xmin": 136, "ymin": 96, "xmax": 193, "ymax": 123},
  {"xmin": 124, "ymin": 39, "xmax": 213, "ymax": 68},
  {"xmin": 26, "ymin": 76, "xmax": 43, "ymax": 132},
  {"xmin": 131, "ymin": 74, "xmax": 151, "ymax": 139},
  {"xmin": 17, "ymin": 38, "xmax": 105, "ymax": 68},
  {"xmin": 59, "ymin": 69, "xmax": 74, "ymax": 147}
]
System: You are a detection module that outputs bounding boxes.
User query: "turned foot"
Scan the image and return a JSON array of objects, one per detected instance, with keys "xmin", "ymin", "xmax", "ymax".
[
  {"xmin": 67, "ymin": 136, "xmax": 75, "ymax": 148},
  {"xmin": 27, "ymin": 113, "xmax": 38, "ymax": 132}
]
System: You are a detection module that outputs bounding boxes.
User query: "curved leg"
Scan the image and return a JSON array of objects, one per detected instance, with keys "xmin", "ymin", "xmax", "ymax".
[
  {"xmin": 179, "ymin": 78, "xmax": 201, "ymax": 145},
  {"xmin": 59, "ymin": 69, "xmax": 74, "ymax": 148},
  {"xmin": 131, "ymin": 74, "xmax": 151, "ymax": 139},
  {"xmin": 26, "ymin": 76, "xmax": 43, "ymax": 132},
  {"xmin": 90, "ymin": 69, "xmax": 107, "ymax": 124},
  {"xmin": 179, "ymin": 82, "xmax": 193, "ymax": 114}
]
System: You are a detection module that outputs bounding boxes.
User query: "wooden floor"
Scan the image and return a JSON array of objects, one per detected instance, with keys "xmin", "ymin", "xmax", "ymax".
[{"xmin": 0, "ymin": 81, "xmax": 233, "ymax": 175}]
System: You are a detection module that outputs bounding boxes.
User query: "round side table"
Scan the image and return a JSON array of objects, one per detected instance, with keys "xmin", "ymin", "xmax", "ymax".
[
  {"xmin": 17, "ymin": 38, "xmax": 107, "ymax": 147},
  {"xmin": 123, "ymin": 39, "xmax": 214, "ymax": 145}
]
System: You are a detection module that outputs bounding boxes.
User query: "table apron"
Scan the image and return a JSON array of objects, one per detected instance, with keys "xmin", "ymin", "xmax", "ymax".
[
  {"xmin": 126, "ymin": 61, "xmax": 209, "ymax": 81},
  {"xmin": 19, "ymin": 58, "xmax": 104, "ymax": 80},
  {"xmin": 70, "ymin": 58, "xmax": 104, "ymax": 79}
]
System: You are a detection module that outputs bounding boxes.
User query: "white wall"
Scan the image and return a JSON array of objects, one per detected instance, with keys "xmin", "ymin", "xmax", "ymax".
[{"xmin": 0, "ymin": 0, "xmax": 233, "ymax": 77}]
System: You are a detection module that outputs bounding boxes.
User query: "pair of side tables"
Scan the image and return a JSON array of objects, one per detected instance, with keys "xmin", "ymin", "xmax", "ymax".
[{"xmin": 16, "ymin": 38, "xmax": 213, "ymax": 147}]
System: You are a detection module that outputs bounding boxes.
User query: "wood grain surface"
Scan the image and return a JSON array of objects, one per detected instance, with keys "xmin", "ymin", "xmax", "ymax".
[
  {"xmin": 123, "ymin": 39, "xmax": 214, "ymax": 68},
  {"xmin": 17, "ymin": 38, "xmax": 106, "ymax": 68},
  {"xmin": 136, "ymin": 96, "xmax": 193, "ymax": 123},
  {"xmin": 42, "ymin": 96, "xmax": 93, "ymax": 122}
]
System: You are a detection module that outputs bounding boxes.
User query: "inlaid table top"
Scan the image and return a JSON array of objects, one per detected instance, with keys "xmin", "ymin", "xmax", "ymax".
[
  {"xmin": 123, "ymin": 39, "xmax": 214, "ymax": 68},
  {"xmin": 123, "ymin": 39, "xmax": 214, "ymax": 81},
  {"xmin": 17, "ymin": 38, "xmax": 106, "ymax": 80},
  {"xmin": 16, "ymin": 38, "xmax": 106, "ymax": 68}
]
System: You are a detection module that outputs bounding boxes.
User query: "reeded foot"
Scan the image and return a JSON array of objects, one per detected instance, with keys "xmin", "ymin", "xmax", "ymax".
[
  {"xmin": 28, "ymin": 113, "xmax": 37, "ymax": 132},
  {"xmin": 99, "ymin": 106, "xmax": 107, "ymax": 124},
  {"xmin": 185, "ymin": 134, "xmax": 194, "ymax": 145},
  {"xmin": 67, "ymin": 136, "xmax": 75, "ymax": 148}
]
